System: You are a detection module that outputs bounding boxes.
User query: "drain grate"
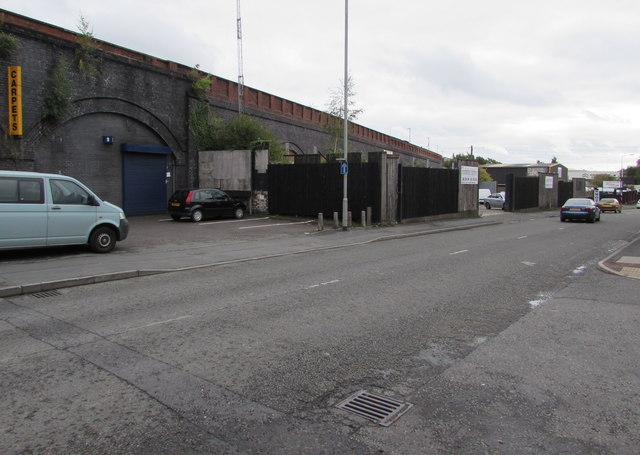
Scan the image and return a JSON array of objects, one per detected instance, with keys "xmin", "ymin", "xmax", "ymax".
[
  {"xmin": 336, "ymin": 390, "xmax": 413, "ymax": 426},
  {"xmin": 32, "ymin": 290, "xmax": 61, "ymax": 299}
]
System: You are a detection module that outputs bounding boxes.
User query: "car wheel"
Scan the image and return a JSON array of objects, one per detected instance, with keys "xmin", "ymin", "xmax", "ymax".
[
  {"xmin": 171, "ymin": 215, "xmax": 181, "ymax": 221},
  {"xmin": 234, "ymin": 207, "xmax": 245, "ymax": 219},
  {"xmin": 484, "ymin": 202, "xmax": 491, "ymax": 209},
  {"xmin": 89, "ymin": 226, "xmax": 116, "ymax": 253},
  {"xmin": 561, "ymin": 217, "xmax": 566, "ymax": 222},
  {"xmin": 191, "ymin": 209, "xmax": 203, "ymax": 222}
]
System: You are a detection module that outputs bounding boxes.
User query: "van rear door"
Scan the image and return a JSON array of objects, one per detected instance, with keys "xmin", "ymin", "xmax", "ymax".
[{"xmin": 46, "ymin": 178, "xmax": 98, "ymax": 246}]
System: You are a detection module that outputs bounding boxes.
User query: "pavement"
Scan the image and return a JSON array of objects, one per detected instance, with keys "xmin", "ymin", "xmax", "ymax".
[{"xmin": 1, "ymin": 208, "xmax": 639, "ymax": 298}]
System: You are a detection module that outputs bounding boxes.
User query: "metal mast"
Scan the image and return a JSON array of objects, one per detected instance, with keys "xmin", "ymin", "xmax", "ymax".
[{"xmin": 236, "ymin": 0, "xmax": 245, "ymax": 114}]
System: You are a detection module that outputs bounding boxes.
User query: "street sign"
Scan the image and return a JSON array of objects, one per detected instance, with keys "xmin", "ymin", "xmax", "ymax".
[{"xmin": 339, "ymin": 160, "xmax": 349, "ymax": 175}]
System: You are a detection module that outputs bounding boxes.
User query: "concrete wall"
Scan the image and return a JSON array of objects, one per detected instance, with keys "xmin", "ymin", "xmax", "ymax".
[
  {"xmin": 538, "ymin": 173, "xmax": 559, "ymax": 209},
  {"xmin": 457, "ymin": 160, "xmax": 480, "ymax": 216}
]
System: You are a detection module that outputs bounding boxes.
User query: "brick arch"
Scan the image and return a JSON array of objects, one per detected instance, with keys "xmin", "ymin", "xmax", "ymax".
[{"xmin": 26, "ymin": 97, "xmax": 187, "ymax": 165}]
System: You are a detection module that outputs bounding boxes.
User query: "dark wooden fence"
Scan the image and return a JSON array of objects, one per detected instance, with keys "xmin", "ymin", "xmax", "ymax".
[
  {"xmin": 399, "ymin": 167, "xmax": 459, "ymax": 219},
  {"xmin": 268, "ymin": 163, "xmax": 380, "ymax": 222},
  {"xmin": 513, "ymin": 176, "xmax": 539, "ymax": 210},
  {"xmin": 558, "ymin": 181, "xmax": 573, "ymax": 206}
]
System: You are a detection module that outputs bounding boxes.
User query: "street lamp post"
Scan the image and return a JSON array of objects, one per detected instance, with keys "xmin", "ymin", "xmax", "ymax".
[{"xmin": 342, "ymin": 0, "xmax": 349, "ymax": 231}]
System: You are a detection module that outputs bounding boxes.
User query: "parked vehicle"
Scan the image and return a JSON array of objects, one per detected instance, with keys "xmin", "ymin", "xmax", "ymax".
[
  {"xmin": 636, "ymin": 199, "xmax": 640, "ymax": 209},
  {"xmin": 484, "ymin": 192, "xmax": 505, "ymax": 209},
  {"xmin": 478, "ymin": 189, "xmax": 491, "ymax": 204},
  {"xmin": 0, "ymin": 171, "xmax": 129, "ymax": 253},
  {"xmin": 560, "ymin": 198, "xmax": 601, "ymax": 223},
  {"xmin": 598, "ymin": 198, "xmax": 621, "ymax": 213},
  {"xmin": 168, "ymin": 188, "xmax": 246, "ymax": 222}
]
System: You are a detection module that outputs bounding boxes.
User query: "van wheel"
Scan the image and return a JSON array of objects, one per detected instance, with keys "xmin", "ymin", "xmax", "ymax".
[
  {"xmin": 234, "ymin": 207, "xmax": 245, "ymax": 219},
  {"xmin": 191, "ymin": 209, "xmax": 203, "ymax": 222},
  {"xmin": 89, "ymin": 226, "xmax": 116, "ymax": 253}
]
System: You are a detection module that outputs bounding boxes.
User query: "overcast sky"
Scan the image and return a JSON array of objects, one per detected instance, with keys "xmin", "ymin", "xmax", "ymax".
[{"xmin": 4, "ymin": 0, "xmax": 640, "ymax": 171}]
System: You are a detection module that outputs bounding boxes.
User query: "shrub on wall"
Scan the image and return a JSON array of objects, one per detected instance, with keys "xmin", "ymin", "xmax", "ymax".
[
  {"xmin": 43, "ymin": 57, "xmax": 73, "ymax": 122},
  {"xmin": 75, "ymin": 15, "xmax": 100, "ymax": 77},
  {"xmin": 189, "ymin": 101, "xmax": 285, "ymax": 163},
  {"xmin": 0, "ymin": 31, "xmax": 17, "ymax": 58}
]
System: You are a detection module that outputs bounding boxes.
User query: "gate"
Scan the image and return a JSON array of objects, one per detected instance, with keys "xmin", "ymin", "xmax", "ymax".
[
  {"xmin": 399, "ymin": 167, "xmax": 458, "ymax": 219},
  {"xmin": 506, "ymin": 175, "xmax": 539, "ymax": 211},
  {"xmin": 268, "ymin": 162, "xmax": 380, "ymax": 222},
  {"xmin": 558, "ymin": 181, "xmax": 573, "ymax": 206}
]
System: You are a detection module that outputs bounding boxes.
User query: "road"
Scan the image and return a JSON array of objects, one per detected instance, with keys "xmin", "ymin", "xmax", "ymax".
[{"xmin": 2, "ymin": 210, "xmax": 639, "ymax": 454}]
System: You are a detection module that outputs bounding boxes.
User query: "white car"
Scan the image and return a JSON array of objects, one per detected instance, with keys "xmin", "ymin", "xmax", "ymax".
[
  {"xmin": 636, "ymin": 199, "xmax": 640, "ymax": 209},
  {"xmin": 484, "ymin": 192, "xmax": 506, "ymax": 209}
]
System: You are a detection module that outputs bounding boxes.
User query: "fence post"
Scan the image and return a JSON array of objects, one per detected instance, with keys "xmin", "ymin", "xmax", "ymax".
[
  {"xmin": 333, "ymin": 212, "xmax": 339, "ymax": 229},
  {"xmin": 318, "ymin": 213, "xmax": 324, "ymax": 231},
  {"xmin": 360, "ymin": 210, "xmax": 366, "ymax": 227}
]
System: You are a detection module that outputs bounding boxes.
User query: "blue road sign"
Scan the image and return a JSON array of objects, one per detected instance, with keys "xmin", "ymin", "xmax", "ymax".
[{"xmin": 339, "ymin": 160, "xmax": 349, "ymax": 175}]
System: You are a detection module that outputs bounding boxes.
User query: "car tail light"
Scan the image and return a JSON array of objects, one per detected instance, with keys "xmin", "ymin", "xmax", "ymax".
[
  {"xmin": 585, "ymin": 207, "xmax": 591, "ymax": 212},
  {"xmin": 185, "ymin": 191, "xmax": 193, "ymax": 204}
]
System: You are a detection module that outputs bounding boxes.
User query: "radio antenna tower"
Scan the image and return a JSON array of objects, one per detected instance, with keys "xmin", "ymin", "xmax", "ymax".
[{"xmin": 236, "ymin": 0, "xmax": 245, "ymax": 114}]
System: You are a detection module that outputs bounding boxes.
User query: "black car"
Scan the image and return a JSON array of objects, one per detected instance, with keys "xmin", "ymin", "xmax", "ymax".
[
  {"xmin": 560, "ymin": 198, "xmax": 601, "ymax": 223},
  {"xmin": 168, "ymin": 188, "xmax": 246, "ymax": 222}
]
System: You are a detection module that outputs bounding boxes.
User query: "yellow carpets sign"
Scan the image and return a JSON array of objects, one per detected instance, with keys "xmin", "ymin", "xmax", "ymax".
[{"xmin": 8, "ymin": 66, "xmax": 22, "ymax": 135}]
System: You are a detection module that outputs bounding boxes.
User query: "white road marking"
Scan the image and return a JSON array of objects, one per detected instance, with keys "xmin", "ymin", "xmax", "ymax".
[
  {"xmin": 306, "ymin": 279, "xmax": 340, "ymax": 289},
  {"xmin": 517, "ymin": 235, "xmax": 528, "ymax": 239},
  {"xmin": 239, "ymin": 220, "xmax": 314, "ymax": 230},
  {"xmin": 199, "ymin": 217, "xmax": 270, "ymax": 225},
  {"xmin": 521, "ymin": 261, "xmax": 536, "ymax": 266},
  {"xmin": 449, "ymin": 250, "xmax": 469, "ymax": 255}
]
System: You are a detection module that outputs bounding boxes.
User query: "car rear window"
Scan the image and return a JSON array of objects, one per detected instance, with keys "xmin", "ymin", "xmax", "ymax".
[{"xmin": 565, "ymin": 198, "xmax": 591, "ymax": 205}]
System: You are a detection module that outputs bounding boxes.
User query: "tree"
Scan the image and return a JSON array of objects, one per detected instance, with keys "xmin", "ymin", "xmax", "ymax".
[
  {"xmin": 442, "ymin": 153, "xmax": 501, "ymax": 168},
  {"xmin": 624, "ymin": 162, "xmax": 640, "ymax": 185},
  {"xmin": 324, "ymin": 75, "xmax": 363, "ymax": 154},
  {"xmin": 591, "ymin": 173, "xmax": 617, "ymax": 188},
  {"xmin": 479, "ymin": 167, "xmax": 493, "ymax": 182}
]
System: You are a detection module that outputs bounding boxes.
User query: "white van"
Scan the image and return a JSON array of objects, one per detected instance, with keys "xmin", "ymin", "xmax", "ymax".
[
  {"xmin": 478, "ymin": 189, "xmax": 491, "ymax": 204},
  {"xmin": 0, "ymin": 171, "xmax": 129, "ymax": 253}
]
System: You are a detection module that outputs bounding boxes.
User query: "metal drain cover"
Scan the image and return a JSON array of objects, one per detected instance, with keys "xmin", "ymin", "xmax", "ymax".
[
  {"xmin": 32, "ymin": 290, "xmax": 61, "ymax": 298},
  {"xmin": 336, "ymin": 390, "xmax": 413, "ymax": 426}
]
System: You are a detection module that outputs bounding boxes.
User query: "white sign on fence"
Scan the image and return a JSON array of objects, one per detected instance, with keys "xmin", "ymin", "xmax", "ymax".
[
  {"xmin": 460, "ymin": 166, "xmax": 478, "ymax": 185},
  {"xmin": 545, "ymin": 176, "xmax": 554, "ymax": 189}
]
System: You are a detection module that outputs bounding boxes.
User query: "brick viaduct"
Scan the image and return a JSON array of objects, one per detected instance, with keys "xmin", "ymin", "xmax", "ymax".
[{"xmin": 0, "ymin": 9, "xmax": 441, "ymax": 213}]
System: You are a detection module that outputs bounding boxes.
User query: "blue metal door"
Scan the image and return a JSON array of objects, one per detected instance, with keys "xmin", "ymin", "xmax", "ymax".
[{"xmin": 122, "ymin": 144, "xmax": 171, "ymax": 216}]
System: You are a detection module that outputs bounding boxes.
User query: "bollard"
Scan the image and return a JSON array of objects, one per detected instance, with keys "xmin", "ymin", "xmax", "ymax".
[
  {"xmin": 318, "ymin": 213, "xmax": 324, "ymax": 231},
  {"xmin": 333, "ymin": 212, "xmax": 339, "ymax": 229},
  {"xmin": 361, "ymin": 210, "xmax": 366, "ymax": 227}
]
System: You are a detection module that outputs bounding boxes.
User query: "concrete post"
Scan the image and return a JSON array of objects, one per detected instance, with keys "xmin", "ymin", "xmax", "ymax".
[
  {"xmin": 333, "ymin": 212, "xmax": 339, "ymax": 229},
  {"xmin": 318, "ymin": 213, "xmax": 324, "ymax": 231},
  {"xmin": 361, "ymin": 210, "xmax": 366, "ymax": 227}
]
